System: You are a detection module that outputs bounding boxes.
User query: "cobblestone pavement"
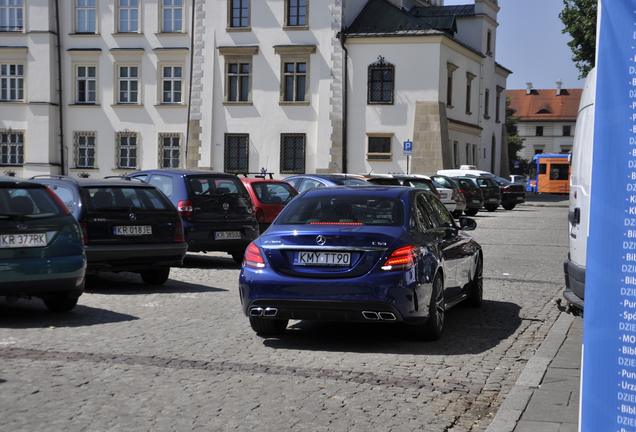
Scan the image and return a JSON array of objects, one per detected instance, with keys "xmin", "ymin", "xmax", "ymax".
[{"xmin": 0, "ymin": 202, "xmax": 568, "ymax": 431}]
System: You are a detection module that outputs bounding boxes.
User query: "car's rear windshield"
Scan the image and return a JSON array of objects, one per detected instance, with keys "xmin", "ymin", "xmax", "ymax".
[
  {"xmin": 341, "ymin": 178, "xmax": 369, "ymax": 186},
  {"xmin": 250, "ymin": 181, "xmax": 297, "ymax": 205},
  {"xmin": 276, "ymin": 195, "xmax": 404, "ymax": 226},
  {"xmin": 456, "ymin": 178, "xmax": 480, "ymax": 191},
  {"xmin": 402, "ymin": 179, "xmax": 437, "ymax": 192},
  {"xmin": 366, "ymin": 178, "xmax": 401, "ymax": 186},
  {"xmin": 476, "ymin": 178, "xmax": 498, "ymax": 188},
  {"xmin": 0, "ymin": 185, "xmax": 66, "ymax": 219},
  {"xmin": 83, "ymin": 187, "xmax": 172, "ymax": 212},
  {"xmin": 187, "ymin": 176, "xmax": 250, "ymax": 198}
]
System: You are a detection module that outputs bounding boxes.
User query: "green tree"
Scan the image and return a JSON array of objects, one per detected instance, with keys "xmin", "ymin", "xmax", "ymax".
[
  {"xmin": 506, "ymin": 97, "xmax": 526, "ymax": 174},
  {"xmin": 559, "ymin": 0, "xmax": 597, "ymax": 79}
]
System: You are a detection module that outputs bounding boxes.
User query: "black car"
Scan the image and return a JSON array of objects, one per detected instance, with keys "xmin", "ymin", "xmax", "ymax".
[
  {"xmin": 491, "ymin": 176, "xmax": 526, "ymax": 210},
  {"xmin": 125, "ymin": 169, "xmax": 259, "ymax": 263},
  {"xmin": 30, "ymin": 175, "xmax": 188, "ymax": 285},
  {"xmin": 447, "ymin": 176, "xmax": 484, "ymax": 216},
  {"xmin": 471, "ymin": 176, "xmax": 501, "ymax": 212}
]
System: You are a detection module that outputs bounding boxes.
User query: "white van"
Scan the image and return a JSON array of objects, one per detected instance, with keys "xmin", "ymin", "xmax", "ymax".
[{"xmin": 563, "ymin": 67, "xmax": 596, "ymax": 315}]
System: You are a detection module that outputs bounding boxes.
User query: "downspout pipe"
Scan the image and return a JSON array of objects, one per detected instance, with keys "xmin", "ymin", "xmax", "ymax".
[
  {"xmin": 54, "ymin": 0, "xmax": 65, "ymax": 175},
  {"xmin": 185, "ymin": 0, "xmax": 196, "ymax": 168},
  {"xmin": 339, "ymin": 32, "xmax": 348, "ymax": 174}
]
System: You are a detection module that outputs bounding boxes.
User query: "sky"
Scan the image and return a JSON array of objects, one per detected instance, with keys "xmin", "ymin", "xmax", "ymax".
[{"xmin": 443, "ymin": 0, "xmax": 585, "ymax": 90}]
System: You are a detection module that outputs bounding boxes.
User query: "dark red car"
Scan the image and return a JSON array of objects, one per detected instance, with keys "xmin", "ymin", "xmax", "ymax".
[{"xmin": 241, "ymin": 177, "xmax": 298, "ymax": 233}]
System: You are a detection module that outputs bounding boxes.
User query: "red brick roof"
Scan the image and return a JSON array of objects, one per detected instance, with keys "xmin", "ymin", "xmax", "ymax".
[{"xmin": 507, "ymin": 88, "xmax": 582, "ymax": 121}]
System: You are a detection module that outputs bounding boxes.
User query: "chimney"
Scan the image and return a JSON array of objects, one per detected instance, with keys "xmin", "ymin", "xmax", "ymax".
[
  {"xmin": 526, "ymin": 83, "xmax": 533, "ymax": 95},
  {"xmin": 556, "ymin": 80, "xmax": 563, "ymax": 96}
]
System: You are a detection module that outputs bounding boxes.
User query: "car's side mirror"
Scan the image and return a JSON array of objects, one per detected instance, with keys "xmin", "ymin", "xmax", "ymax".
[{"xmin": 458, "ymin": 216, "xmax": 477, "ymax": 231}]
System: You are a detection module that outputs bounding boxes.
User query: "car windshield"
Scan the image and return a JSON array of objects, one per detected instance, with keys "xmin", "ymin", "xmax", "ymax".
[
  {"xmin": 84, "ymin": 187, "xmax": 171, "ymax": 211},
  {"xmin": 187, "ymin": 176, "xmax": 250, "ymax": 198},
  {"xmin": 250, "ymin": 181, "xmax": 298, "ymax": 205},
  {"xmin": 0, "ymin": 185, "xmax": 65, "ymax": 219},
  {"xmin": 277, "ymin": 195, "xmax": 404, "ymax": 226}
]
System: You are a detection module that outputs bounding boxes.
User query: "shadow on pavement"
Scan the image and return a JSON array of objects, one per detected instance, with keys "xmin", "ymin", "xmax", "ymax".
[
  {"xmin": 84, "ymin": 272, "xmax": 228, "ymax": 295},
  {"xmin": 181, "ymin": 253, "xmax": 242, "ymax": 269},
  {"xmin": 0, "ymin": 302, "xmax": 139, "ymax": 329},
  {"xmin": 261, "ymin": 300, "xmax": 523, "ymax": 356}
]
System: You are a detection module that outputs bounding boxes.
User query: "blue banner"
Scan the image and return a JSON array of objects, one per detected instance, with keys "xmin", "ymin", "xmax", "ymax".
[{"xmin": 582, "ymin": 1, "xmax": 636, "ymax": 429}]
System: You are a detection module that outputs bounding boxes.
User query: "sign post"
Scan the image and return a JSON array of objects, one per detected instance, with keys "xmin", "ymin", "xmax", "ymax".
[
  {"xmin": 403, "ymin": 140, "xmax": 413, "ymax": 175},
  {"xmin": 581, "ymin": 1, "xmax": 636, "ymax": 429}
]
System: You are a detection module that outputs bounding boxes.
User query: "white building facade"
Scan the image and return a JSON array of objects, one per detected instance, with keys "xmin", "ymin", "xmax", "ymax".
[{"xmin": 0, "ymin": 0, "xmax": 509, "ymax": 180}]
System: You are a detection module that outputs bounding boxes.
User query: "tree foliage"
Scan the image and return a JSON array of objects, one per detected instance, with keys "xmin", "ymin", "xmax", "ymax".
[
  {"xmin": 559, "ymin": 0, "xmax": 597, "ymax": 79},
  {"xmin": 506, "ymin": 97, "xmax": 526, "ymax": 173}
]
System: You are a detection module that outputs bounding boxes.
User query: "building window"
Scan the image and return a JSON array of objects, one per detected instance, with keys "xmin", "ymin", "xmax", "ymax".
[
  {"xmin": 0, "ymin": 63, "xmax": 23, "ymax": 101},
  {"xmin": 275, "ymin": 45, "xmax": 315, "ymax": 105},
  {"xmin": 283, "ymin": 62, "xmax": 307, "ymax": 102},
  {"xmin": 227, "ymin": 63, "xmax": 249, "ymax": 102},
  {"xmin": 76, "ymin": 66, "xmax": 97, "ymax": 104},
  {"xmin": 229, "ymin": 0, "xmax": 249, "ymax": 28},
  {"xmin": 446, "ymin": 63, "xmax": 458, "ymax": 108},
  {"xmin": 563, "ymin": 125, "xmax": 571, "ymax": 136},
  {"xmin": 453, "ymin": 141, "xmax": 459, "ymax": 168},
  {"xmin": 162, "ymin": 66, "xmax": 182, "ymax": 103},
  {"xmin": 118, "ymin": 0, "xmax": 139, "ymax": 33},
  {"xmin": 466, "ymin": 72, "xmax": 476, "ymax": 115},
  {"xmin": 116, "ymin": 131, "xmax": 138, "ymax": 169},
  {"xmin": 484, "ymin": 88, "xmax": 490, "ymax": 118},
  {"xmin": 0, "ymin": 130, "xmax": 23, "ymax": 166},
  {"xmin": 218, "ymin": 46, "xmax": 258, "ymax": 105},
  {"xmin": 160, "ymin": 133, "xmax": 180, "ymax": 168},
  {"xmin": 487, "ymin": 29, "xmax": 492, "ymax": 55},
  {"xmin": 74, "ymin": 132, "xmax": 96, "ymax": 168},
  {"xmin": 224, "ymin": 133, "xmax": 249, "ymax": 173},
  {"xmin": 466, "ymin": 143, "xmax": 471, "ymax": 164},
  {"xmin": 367, "ymin": 136, "xmax": 392, "ymax": 161},
  {"xmin": 76, "ymin": 0, "xmax": 97, "ymax": 34},
  {"xmin": 473, "ymin": 144, "xmax": 478, "ymax": 165},
  {"xmin": 368, "ymin": 56, "xmax": 394, "ymax": 105},
  {"xmin": 285, "ymin": 0, "xmax": 307, "ymax": 28},
  {"xmin": 280, "ymin": 134, "xmax": 305, "ymax": 174},
  {"xmin": 0, "ymin": 0, "xmax": 23, "ymax": 32},
  {"xmin": 536, "ymin": 126, "xmax": 544, "ymax": 136},
  {"xmin": 495, "ymin": 86, "xmax": 504, "ymax": 123},
  {"xmin": 162, "ymin": 0, "xmax": 183, "ymax": 32},
  {"xmin": 118, "ymin": 66, "xmax": 139, "ymax": 104}
]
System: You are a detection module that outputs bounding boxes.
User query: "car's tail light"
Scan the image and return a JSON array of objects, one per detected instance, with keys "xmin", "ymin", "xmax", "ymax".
[
  {"xmin": 503, "ymin": 186, "xmax": 511, "ymax": 192},
  {"xmin": 174, "ymin": 220, "xmax": 185, "ymax": 242},
  {"xmin": 256, "ymin": 207, "xmax": 265, "ymax": 223},
  {"xmin": 381, "ymin": 245, "xmax": 419, "ymax": 272},
  {"xmin": 244, "ymin": 242, "xmax": 266, "ymax": 269},
  {"xmin": 80, "ymin": 222, "xmax": 89, "ymax": 245},
  {"xmin": 177, "ymin": 200, "xmax": 193, "ymax": 217},
  {"xmin": 44, "ymin": 186, "xmax": 71, "ymax": 216}
]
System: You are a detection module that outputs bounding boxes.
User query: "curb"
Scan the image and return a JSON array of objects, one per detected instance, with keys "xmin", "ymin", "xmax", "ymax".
[{"xmin": 485, "ymin": 311, "xmax": 575, "ymax": 432}]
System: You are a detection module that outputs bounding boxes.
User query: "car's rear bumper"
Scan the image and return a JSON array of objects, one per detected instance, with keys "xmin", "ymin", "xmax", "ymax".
[
  {"xmin": 441, "ymin": 200, "xmax": 457, "ymax": 212},
  {"xmin": 184, "ymin": 223, "xmax": 259, "ymax": 253},
  {"xmin": 563, "ymin": 259, "xmax": 585, "ymax": 311},
  {"xmin": 85, "ymin": 242, "xmax": 188, "ymax": 271},
  {"xmin": 0, "ymin": 254, "xmax": 86, "ymax": 296}
]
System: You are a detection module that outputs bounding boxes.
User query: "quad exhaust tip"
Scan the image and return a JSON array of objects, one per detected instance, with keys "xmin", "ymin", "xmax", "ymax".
[
  {"xmin": 250, "ymin": 307, "xmax": 278, "ymax": 317},
  {"xmin": 362, "ymin": 311, "xmax": 397, "ymax": 321}
]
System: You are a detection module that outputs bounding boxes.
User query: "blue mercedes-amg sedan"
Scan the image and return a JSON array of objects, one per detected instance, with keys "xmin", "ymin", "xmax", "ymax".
[{"xmin": 238, "ymin": 185, "xmax": 483, "ymax": 340}]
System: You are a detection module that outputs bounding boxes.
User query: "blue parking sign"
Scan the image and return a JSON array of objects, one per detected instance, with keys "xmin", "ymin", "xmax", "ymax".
[{"xmin": 403, "ymin": 141, "xmax": 413, "ymax": 156}]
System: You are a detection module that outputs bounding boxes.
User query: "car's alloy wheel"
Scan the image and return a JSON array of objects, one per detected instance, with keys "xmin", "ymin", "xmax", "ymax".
[
  {"xmin": 140, "ymin": 267, "xmax": 170, "ymax": 285},
  {"xmin": 249, "ymin": 317, "xmax": 289, "ymax": 335},
  {"xmin": 413, "ymin": 274, "xmax": 445, "ymax": 341},
  {"xmin": 466, "ymin": 256, "xmax": 483, "ymax": 308}
]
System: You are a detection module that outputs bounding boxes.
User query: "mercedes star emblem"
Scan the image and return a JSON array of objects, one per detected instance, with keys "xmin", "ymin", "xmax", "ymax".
[
  {"xmin": 223, "ymin": 202, "xmax": 230, "ymax": 211},
  {"xmin": 316, "ymin": 235, "xmax": 327, "ymax": 246},
  {"xmin": 129, "ymin": 213, "xmax": 137, "ymax": 220}
]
